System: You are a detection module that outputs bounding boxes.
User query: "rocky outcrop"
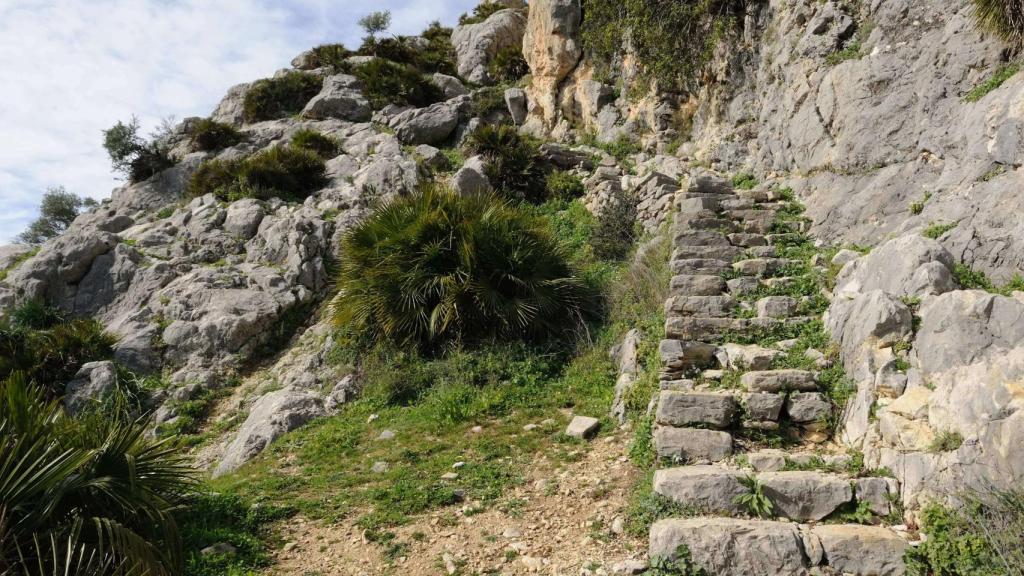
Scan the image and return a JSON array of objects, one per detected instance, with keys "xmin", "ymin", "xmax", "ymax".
[
  {"xmin": 452, "ymin": 4, "xmax": 528, "ymax": 84},
  {"xmin": 521, "ymin": 0, "xmax": 582, "ymax": 133}
]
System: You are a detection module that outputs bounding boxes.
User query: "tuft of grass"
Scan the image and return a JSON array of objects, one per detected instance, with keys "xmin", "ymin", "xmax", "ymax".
[
  {"xmin": 922, "ymin": 221, "xmax": 958, "ymax": 239},
  {"xmin": 545, "ymin": 170, "xmax": 586, "ymax": 201},
  {"xmin": 826, "ymin": 41, "xmax": 863, "ymax": 65},
  {"xmin": 909, "ymin": 191, "xmax": 932, "ymax": 215},
  {"xmin": 290, "ymin": 128, "xmax": 341, "ymax": 159},
  {"xmin": 965, "ymin": 63, "xmax": 1021, "ymax": 102},
  {"xmin": 0, "ymin": 248, "xmax": 40, "ymax": 282},
  {"xmin": 179, "ymin": 492, "xmax": 293, "ymax": 576},
  {"xmin": 187, "ymin": 144, "xmax": 327, "ymax": 202},
  {"xmin": 929, "ymin": 430, "xmax": 964, "ymax": 453},
  {"xmin": 243, "ymin": 72, "xmax": 324, "ymax": 123},
  {"xmin": 352, "ymin": 59, "xmax": 444, "ymax": 110},
  {"xmin": 190, "ymin": 118, "xmax": 244, "ymax": 152}
]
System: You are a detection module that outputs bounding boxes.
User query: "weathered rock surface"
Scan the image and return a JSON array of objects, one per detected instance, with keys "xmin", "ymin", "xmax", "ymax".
[
  {"xmin": 758, "ymin": 471, "xmax": 853, "ymax": 521},
  {"xmin": 214, "ymin": 388, "xmax": 325, "ymax": 477},
  {"xmin": 652, "ymin": 466, "xmax": 745, "ymax": 514},
  {"xmin": 64, "ymin": 360, "xmax": 119, "ymax": 415},
  {"xmin": 452, "ymin": 6, "xmax": 527, "ymax": 84},
  {"xmin": 812, "ymin": 525, "xmax": 908, "ymax": 576},
  {"xmin": 301, "ymin": 74, "xmax": 370, "ymax": 122},
  {"xmin": 649, "ymin": 518, "xmax": 809, "ymax": 576}
]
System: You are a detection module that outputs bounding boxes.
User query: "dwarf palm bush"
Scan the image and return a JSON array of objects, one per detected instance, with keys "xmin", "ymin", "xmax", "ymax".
[
  {"xmin": 0, "ymin": 374, "xmax": 195, "ymax": 575},
  {"xmin": 187, "ymin": 144, "xmax": 327, "ymax": 202},
  {"xmin": 463, "ymin": 124, "xmax": 547, "ymax": 202},
  {"xmin": 0, "ymin": 301, "xmax": 115, "ymax": 398},
  {"xmin": 189, "ymin": 118, "xmax": 244, "ymax": 152},
  {"xmin": 333, "ymin": 186, "xmax": 591, "ymax": 349},
  {"xmin": 970, "ymin": 0, "xmax": 1024, "ymax": 45},
  {"xmin": 242, "ymin": 72, "xmax": 323, "ymax": 123}
]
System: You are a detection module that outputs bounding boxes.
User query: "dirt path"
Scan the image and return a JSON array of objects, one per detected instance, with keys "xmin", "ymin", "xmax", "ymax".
[{"xmin": 268, "ymin": 428, "xmax": 646, "ymax": 575}]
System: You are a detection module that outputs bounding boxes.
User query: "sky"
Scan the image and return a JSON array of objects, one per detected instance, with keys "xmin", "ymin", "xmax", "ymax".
[{"xmin": 0, "ymin": 0, "xmax": 478, "ymax": 242}]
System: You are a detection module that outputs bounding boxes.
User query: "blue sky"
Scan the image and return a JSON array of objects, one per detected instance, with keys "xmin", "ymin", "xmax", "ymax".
[{"xmin": 0, "ymin": 0, "xmax": 477, "ymax": 242}]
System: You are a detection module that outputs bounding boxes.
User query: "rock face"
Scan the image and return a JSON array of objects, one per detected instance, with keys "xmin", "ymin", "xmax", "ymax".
[
  {"xmin": 452, "ymin": 5, "xmax": 528, "ymax": 84},
  {"xmin": 684, "ymin": 0, "xmax": 1024, "ymax": 282},
  {"xmin": 522, "ymin": 0, "xmax": 582, "ymax": 131},
  {"xmin": 302, "ymin": 74, "xmax": 371, "ymax": 121},
  {"xmin": 64, "ymin": 361, "xmax": 119, "ymax": 415}
]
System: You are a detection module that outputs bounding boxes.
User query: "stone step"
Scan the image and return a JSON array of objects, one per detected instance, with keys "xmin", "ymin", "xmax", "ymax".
[
  {"xmin": 745, "ymin": 245, "xmax": 778, "ymax": 258},
  {"xmin": 664, "ymin": 295, "xmax": 735, "ymax": 317},
  {"xmin": 656, "ymin": 391, "xmax": 738, "ymax": 428},
  {"xmin": 653, "ymin": 426, "xmax": 733, "ymax": 462},
  {"xmin": 688, "ymin": 174, "xmax": 734, "ymax": 196},
  {"xmin": 727, "ymin": 232, "xmax": 767, "ymax": 247},
  {"xmin": 736, "ymin": 189, "xmax": 770, "ymax": 202},
  {"xmin": 732, "ymin": 258, "xmax": 801, "ymax": 277},
  {"xmin": 665, "ymin": 316, "xmax": 735, "ymax": 340},
  {"xmin": 673, "ymin": 229, "xmax": 732, "ymax": 247},
  {"xmin": 755, "ymin": 295, "xmax": 798, "ymax": 318},
  {"xmin": 669, "ymin": 274, "xmax": 727, "ymax": 296},
  {"xmin": 654, "ymin": 466, "xmax": 892, "ymax": 522},
  {"xmin": 672, "ymin": 244, "xmax": 745, "ymax": 261},
  {"xmin": 676, "ymin": 216, "xmax": 736, "ymax": 232},
  {"xmin": 659, "ymin": 339, "xmax": 718, "ymax": 372},
  {"xmin": 740, "ymin": 369, "xmax": 818, "ymax": 392},
  {"xmin": 649, "ymin": 518, "xmax": 907, "ymax": 576},
  {"xmin": 670, "ymin": 258, "xmax": 732, "ymax": 275},
  {"xmin": 677, "ymin": 196, "xmax": 722, "ymax": 213},
  {"xmin": 719, "ymin": 198, "xmax": 756, "ymax": 210}
]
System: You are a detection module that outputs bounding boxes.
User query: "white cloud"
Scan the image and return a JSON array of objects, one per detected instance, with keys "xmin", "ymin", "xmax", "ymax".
[{"xmin": 0, "ymin": 0, "xmax": 476, "ymax": 242}]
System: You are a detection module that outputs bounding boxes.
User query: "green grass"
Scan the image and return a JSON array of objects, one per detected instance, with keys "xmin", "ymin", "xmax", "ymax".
[
  {"xmin": 180, "ymin": 492, "xmax": 292, "ymax": 576},
  {"xmin": 0, "ymin": 247, "xmax": 40, "ymax": 282},
  {"xmin": 731, "ymin": 173, "xmax": 757, "ymax": 190},
  {"xmin": 922, "ymin": 221, "xmax": 958, "ymax": 239},
  {"xmin": 826, "ymin": 41, "xmax": 863, "ymax": 65},
  {"xmin": 952, "ymin": 264, "xmax": 1024, "ymax": 295},
  {"xmin": 929, "ymin": 430, "xmax": 964, "ymax": 453},
  {"xmin": 964, "ymin": 63, "xmax": 1021, "ymax": 102}
]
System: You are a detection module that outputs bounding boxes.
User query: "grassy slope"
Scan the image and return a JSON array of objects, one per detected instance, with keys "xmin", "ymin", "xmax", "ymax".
[{"xmin": 183, "ymin": 197, "xmax": 671, "ymax": 574}]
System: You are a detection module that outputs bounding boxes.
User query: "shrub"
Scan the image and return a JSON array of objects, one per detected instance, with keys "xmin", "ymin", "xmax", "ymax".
[
  {"xmin": 333, "ymin": 185, "xmax": 591, "ymax": 349},
  {"xmin": 0, "ymin": 301, "xmax": 116, "ymax": 398},
  {"xmin": 922, "ymin": 221, "xmax": 958, "ymax": 239},
  {"xmin": 290, "ymin": 128, "xmax": 340, "ymax": 159},
  {"xmin": 0, "ymin": 374, "xmax": 195, "ymax": 575},
  {"xmin": 353, "ymin": 59, "xmax": 444, "ymax": 109},
  {"xmin": 419, "ymin": 21, "xmax": 457, "ymax": 76},
  {"xmin": 545, "ymin": 170, "xmax": 586, "ymax": 200},
  {"xmin": 360, "ymin": 36, "xmax": 420, "ymax": 64},
  {"xmin": 580, "ymin": 0, "xmax": 749, "ymax": 93},
  {"xmin": 463, "ymin": 124, "xmax": 547, "ymax": 202},
  {"xmin": 906, "ymin": 490, "xmax": 1024, "ymax": 576},
  {"xmin": 187, "ymin": 145, "xmax": 327, "ymax": 202},
  {"xmin": 488, "ymin": 45, "xmax": 529, "ymax": 83},
  {"xmin": 969, "ymin": 0, "xmax": 1024, "ymax": 46},
  {"xmin": 471, "ymin": 85, "xmax": 509, "ymax": 118},
  {"xmin": 189, "ymin": 118, "xmax": 244, "ymax": 152},
  {"xmin": 242, "ymin": 72, "xmax": 324, "ymax": 123},
  {"xmin": 731, "ymin": 172, "xmax": 757, "ymax": 190},
  {"xmin": 308, "ymin": 43, "xmax": 354, "ymax": 69},
  {"xmin": 16, "ymin": 186, "xmax": 97, "ymax": 244},
  {"xmin": 929, "ymin": 430, "xmax": 964, "ymax": 452},
  {"xmin": 459, "ymin": 2, "xmax": 506, "ymax": 25},
  {"xmin": 590, "ymin": 190, "xmax": 639, "ymax": 260},
  {"xmin": 103, "ymin": 116, "xmax": 174, "ymax": 182}
]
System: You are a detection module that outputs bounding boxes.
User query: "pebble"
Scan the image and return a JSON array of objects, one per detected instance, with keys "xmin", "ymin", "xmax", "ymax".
[
  {"xmin": 523, "ymin": 423, "xmax": 540, "ymax": 431},
  {"xmin": 377, "ymin": 429, "xmax": 395, "ymax": 440},
  {"xmin": 442, "ymin": 552, "xmax": 457, "ymax": 575},
  {"xmin": 441, "ymin": 472, "xmax": 459, "ymax": 480},
  {"xmin": 452, "ymin": 461, "xmax": 466, "ymax": 469},
  {"xmin": 371, "ymin": 461, "xmax": 388, "ymax": 473},
  {"xmin": 470, "ymin": 425, "xmax": 483, "ymax": 434},
  {"xmin": 502, "ymin": 527, "xmax": 523, "ymax": 538}
]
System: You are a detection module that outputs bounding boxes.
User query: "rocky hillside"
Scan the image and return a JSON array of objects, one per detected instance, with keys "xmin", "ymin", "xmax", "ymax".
[{"xmin": 2, "ymin": 0, "xmax": 1023, "ymax": 575}]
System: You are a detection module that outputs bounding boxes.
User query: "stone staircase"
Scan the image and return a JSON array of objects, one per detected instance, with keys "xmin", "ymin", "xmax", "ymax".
[{"xmin": 645, "ymin": 174, "xmax": 909, "ymax": 576}]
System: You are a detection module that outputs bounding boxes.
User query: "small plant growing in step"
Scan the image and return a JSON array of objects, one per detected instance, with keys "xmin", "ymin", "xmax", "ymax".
[
  {"xmin": 731, "ymin": 172, "xmax": 758, "ymax": 190},
  {"xmin": 733, "ymin": 474, "xmax": 774, "ymax": 518},
  {"xmin": 648, "ymin": 545, "xmax": 707, "ymax": 576},
  {"xmin": 909, "ymin": 191, "xmax": 932, "ymax": 215}
]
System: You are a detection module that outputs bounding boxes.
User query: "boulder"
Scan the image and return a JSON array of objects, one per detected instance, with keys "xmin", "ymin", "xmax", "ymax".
[
  {"xmin": 717, "ymin": 343, "xmax": 781, "ymax": 371},
  {"xmin": 742, "ymin": 393, "xmax": 785, "ymax": 422},
  {"xmin": 432, "ymin": 73, "xmax": 468, "ymax": 100},
  {"xmin": 834, "ymin": 234, "xmax": 955, "ymax": 298},
  {"xmin": 452, "ymin": 8, "xmax": 527, "ymax": 84},
  {"xmin": 565, "ymin": 415, "xmax": 600, "ymax": 438},
  {"xmin": 211, "ymin": 82, "xmax": 251, "ymax": 126},
  {"xmin": 451, "ymin": 155, "xmax": 492, "ymax": 195},
  {"xmin": 223, "ymin": 199, "xmax": 265, "ymax": 239},
  {"xmin": 64, "ymin": 361, "xmax": 119, "ymax": 415},
  {"xmin": 388, "ymin": 100, "xmax": 461, "ymax": 145},
  {"xmin": 214, "ymin": 388, "xmax": 325, "ymax": 477},
  {"xmin": 301, "ymin": 74, "xmax": 370, "ymax": 121},
  {"xmin": 504, "ymin": 87, "xmax": 528, "ymax": 125},
  {"xmin": 826, "ymin": 290, "xmax": 912, "ymax": 382},
  {"xmin": 649, "ymin": 518, "xmax": 809, "ymax": 576}
]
